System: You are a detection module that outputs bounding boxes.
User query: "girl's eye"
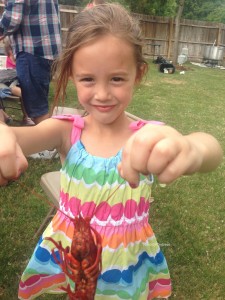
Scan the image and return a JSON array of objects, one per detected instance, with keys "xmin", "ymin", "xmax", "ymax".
[
  {"xmin": 112, "ymin": 77, "xmax": 124, "ymax": 82},
  {"xmin": 81, "ymin": 77, "xmax": 93, "ymax": 82}
]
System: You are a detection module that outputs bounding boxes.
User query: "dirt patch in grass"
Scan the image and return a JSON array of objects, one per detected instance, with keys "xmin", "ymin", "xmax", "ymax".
[
  {"xmin": 162, "ymin": 78, "xmax": 186, "ymax": 85},
  {"xmin": 142, "ymin": 81, "xmax": 152, "ymax": 87},
  {"xmin": 175, "ymin": 64, "xmax": 195, "ymax": 71}
]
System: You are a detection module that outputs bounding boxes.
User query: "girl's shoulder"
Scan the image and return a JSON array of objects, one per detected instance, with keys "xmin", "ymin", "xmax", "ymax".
[
  {"xmin": 52, "ymin": 114, "xmax": 84, "ymax": 144},
  {"xmin": 52, "ymin": 113, "xmax": 84, "ymax": 126},
  {"xmin": 129, "ymin": 119, "xmax": 165, "ymax": 132}
]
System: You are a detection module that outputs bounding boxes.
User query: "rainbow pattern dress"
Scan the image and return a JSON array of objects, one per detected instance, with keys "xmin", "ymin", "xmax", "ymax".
[{"xmin": 18, "ymin": 115, "xmax": 171, "ymax": 300}]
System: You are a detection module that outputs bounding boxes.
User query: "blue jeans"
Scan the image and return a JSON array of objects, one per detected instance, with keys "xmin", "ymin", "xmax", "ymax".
[{"xmin": 16, "ymin": 52, "xmax": 52, "ymax": 118}]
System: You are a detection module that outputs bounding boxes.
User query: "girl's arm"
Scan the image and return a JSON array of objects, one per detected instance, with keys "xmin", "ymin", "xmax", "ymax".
[
  {"xmin": 118, "ymin": 124, "xmax": 223, "ymax": 186},
  {"xmin": 0, "ymin": 122, "xmax": 28, "ymax": 185},
  {"xmin": 0, "ymin": 118, "xmax": 72, "ymax": 185}
]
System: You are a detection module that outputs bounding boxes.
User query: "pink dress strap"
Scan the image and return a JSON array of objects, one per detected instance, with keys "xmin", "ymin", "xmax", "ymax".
[
  {"xmin": 129, "ymin": 119, "xmax": 165, "ymax": 132},
  {"xmin": 52, "ymin": 114, "xmax": 84, "ymax": 144},
  {"xmin": 52, "ymin": 115, "xmax": 164, "ymax": 144}
]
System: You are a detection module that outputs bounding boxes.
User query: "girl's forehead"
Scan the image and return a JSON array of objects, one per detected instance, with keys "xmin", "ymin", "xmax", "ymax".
[
  {"xmin": 71, "ymin": 36, "xmax": 137, "ymax": 74},
  {"xmin": 74, "ymin": 34, "xmax": 134, "ymax": 57}
]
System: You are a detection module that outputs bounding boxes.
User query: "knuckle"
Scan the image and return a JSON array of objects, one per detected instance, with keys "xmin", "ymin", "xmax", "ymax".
[
  {"xmin": 133, "ymin": 134, "xmax": 148, "ymax": 148},
  {"xmin": 163, "ymin": 166, "xmax": 179, "ymax": 182},
  {"xmin": 154, "ymin": 142, "xmax": 171, "ymax": 157},
  {"xmin": 22, "ymin": 159, "xmax": 29, "ymax": 170},
  {"xmin": 121, "ymin": 147, "xmax": 129, "ymax": 159}
]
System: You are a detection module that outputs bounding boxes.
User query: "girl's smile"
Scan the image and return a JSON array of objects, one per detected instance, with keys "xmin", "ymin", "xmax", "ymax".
[{"xmin": 92, "ymin": 104, "xmax": 117, "ymax": 113}]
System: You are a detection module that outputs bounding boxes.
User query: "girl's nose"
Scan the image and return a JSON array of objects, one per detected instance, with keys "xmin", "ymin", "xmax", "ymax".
[{"xmin": 94, "ymin": 83, "xmax": 110, "ymax": 101}]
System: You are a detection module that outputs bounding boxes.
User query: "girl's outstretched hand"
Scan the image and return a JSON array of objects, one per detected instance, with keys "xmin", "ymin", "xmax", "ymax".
[
  {"xmin": 118, "ymin": 124, "xmax": 223, "ymax": 187},
  {"xmin": 0, "ymin": 125, "xmax": 28, "ymax": 186}
]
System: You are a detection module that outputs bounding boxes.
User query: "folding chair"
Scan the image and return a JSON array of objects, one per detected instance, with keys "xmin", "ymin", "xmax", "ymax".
[
  {"xmin": 34, "ymin": 171, "xmax": 61, "ymax": 239},
  {"xmin": 51, "ymin": 105, "xmax": 141, "ymax": 121},
  {"xmin": 0, "ymin": 82, "xmax": 22, "ymax": 111},
  {"xmin": 0, "ymin": 62, "xmax": 21, "ymax": 113},
  {"xmin": 52, "ymin": 106, "xmax": 85, "ymax": 116}
]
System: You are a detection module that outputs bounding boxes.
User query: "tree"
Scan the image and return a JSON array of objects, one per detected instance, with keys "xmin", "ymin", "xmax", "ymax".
[
  {"xmin": 59, "ymin": 0, "xmax": 225, "ymax": 23},
  {"xmin": 173, "ymin": 0, "xmax": 185, "ymax": 64},
  {"xmin": 182, "ymin": 0, "xmax": 225, "ymax": 23},
  {"xmin": 58, "ymin": 0, "xmax": 177, "ymax": 16},
  {"xmin": 128, "ymin": 0, "xmax": 177, "ymax": 16},
  {"xmin": 207, "ymin": 4, "xmax": 225, "ymax": 23}
]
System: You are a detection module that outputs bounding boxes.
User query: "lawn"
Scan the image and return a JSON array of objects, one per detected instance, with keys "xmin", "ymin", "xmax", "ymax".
[{"xmin": 0, "ymin": 61, "xmax": 224, "ymax": 300}]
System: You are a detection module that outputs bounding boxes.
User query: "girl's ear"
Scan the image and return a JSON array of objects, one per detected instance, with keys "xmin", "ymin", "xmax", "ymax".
[{"xmin": 135, "ymin": 63, "xmax": 148, "ymax": 84}]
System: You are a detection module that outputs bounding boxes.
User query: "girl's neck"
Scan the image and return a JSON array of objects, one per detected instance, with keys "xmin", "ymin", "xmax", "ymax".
[
  {"xmin": 87, "ymin": 113, "xmax": 130, "ymax": 132},
  {"xmin": 81, "ymin": 113, "xmax": 133, "ymax": 158}
]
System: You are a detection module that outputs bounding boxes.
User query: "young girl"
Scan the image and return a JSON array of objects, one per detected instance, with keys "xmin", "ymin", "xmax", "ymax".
[{"xmin": 0, "ymin": 3, "xmax": 223, "ymax": 300}]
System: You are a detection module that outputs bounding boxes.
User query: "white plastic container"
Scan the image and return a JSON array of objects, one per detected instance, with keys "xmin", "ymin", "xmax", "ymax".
[
  {"xmin": 0, "ymin": 56, "xmax": 7, "ymax": 69},
  {"xmin": 177, "ymin": 54, "xmax": 187, "ymax": 64},
  {"xmin": 181, "ymin": 47, "xmax": 188, "ymax": 56}
]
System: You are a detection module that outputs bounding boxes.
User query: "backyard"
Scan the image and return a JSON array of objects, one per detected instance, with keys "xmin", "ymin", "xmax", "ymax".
[{"xmin": 0, "ymin": 61, "xmax": 224, "ymax": 299}]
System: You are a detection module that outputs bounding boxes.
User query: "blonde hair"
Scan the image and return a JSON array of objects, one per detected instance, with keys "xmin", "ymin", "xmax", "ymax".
[{"xmin": 53, "ymin": 3, "xmax": 147, "ymax": 105}]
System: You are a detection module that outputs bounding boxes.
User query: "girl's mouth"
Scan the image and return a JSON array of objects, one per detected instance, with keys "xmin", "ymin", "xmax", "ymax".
[{"xmin": 93, "ymin": 105, "xmax": 116, "ymax": 112}]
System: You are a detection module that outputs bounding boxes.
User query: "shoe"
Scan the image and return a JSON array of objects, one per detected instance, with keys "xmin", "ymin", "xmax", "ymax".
[
  {"xmin": 5, "ymin": 117, "xmax": 13, "ymax": 125},
  {"xmin": 0, "ymin": 87, "xmax": 12, "ymax": 98},
  {"xmin": 28, "ymin": 150, "xmax": 59, "ymax": 160},
  {"xmin": 9, "ymin": 79, "xmax": 19, "ymax": 88},
  {"xmin": 21, "ymin": 117, "xmax": 35, "ymax": 126}
]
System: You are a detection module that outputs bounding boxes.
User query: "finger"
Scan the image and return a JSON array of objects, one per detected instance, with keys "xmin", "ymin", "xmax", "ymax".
[
  {"xmin": 146, "ymin": 138, "xmax": 182, "ymax": 175},
  {"xmin": 157, "ymin": 157, "xmax": 186, "ymax": 184},
  {"xmin": 0, "ymin": 144, "xmax": 28, "ymax": 181},
  {"xmin": 119, "ymin": 127, "xmax": 161, "ymax": 185},
  {"xmin": 157, "ymin": 147, "xmax": 194, "ymax": 184},
  {"xmin": 119, "ymin": 139, "xmax": 140, "ymax": 186},
  {"xmin": 119, "ymin": 125, "xmax": 182, "ymax": 185},
  {"xmin": 157, "ymin": 142, "xmax": 202, "ymax": 184},
  {"xmin": 120, "ymin": 127, "xmax": 167, "ymax": 184},
  {"xmin": 15, "ymin": 144, "xmax": 28, "ymax": 177}
]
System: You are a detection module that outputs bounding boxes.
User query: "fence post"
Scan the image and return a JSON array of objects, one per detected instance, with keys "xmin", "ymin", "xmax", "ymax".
[
  {"xmin": 167, "ymin": 17, "xmax": 174, "ymax": 60},
  {"xmin": 217, "ymin": 23, "xmax": 222, "ymax": 46}
]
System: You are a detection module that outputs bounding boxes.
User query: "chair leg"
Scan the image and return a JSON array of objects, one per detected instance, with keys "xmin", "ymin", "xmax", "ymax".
[
  {"xmin": 0, "ymin": 97, "xmax": 5, "ymax": 110},
  {"xmin": 50, "ymin": 149, "xmax": 59, "ymax": 160},
  {"xmin": 33, "ymin": 206, "xmax": 56, "ymax": 239}
]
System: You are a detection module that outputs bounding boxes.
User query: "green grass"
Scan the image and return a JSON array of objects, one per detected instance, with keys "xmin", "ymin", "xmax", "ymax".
[{"xmin": 0, "ymin": 61, "xmax": 224, "ymax": 299}]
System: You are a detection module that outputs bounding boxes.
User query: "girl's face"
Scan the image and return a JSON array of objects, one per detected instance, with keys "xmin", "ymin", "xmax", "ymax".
[{"xmin": 70, "ymin": 35, "xmax": 141, "ymax": 124}]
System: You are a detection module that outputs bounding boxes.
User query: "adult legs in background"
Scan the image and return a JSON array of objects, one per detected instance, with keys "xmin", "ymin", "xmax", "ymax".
[
  {"xmin": 9, "ymin": 83, "xmax": 35, "ymax": 126},
  {"xmin": 16, "ymin": 52, "xmax": 52, "ymax": 124},
  {"xmin": 0, "ymin": 101, "xmax": 12, "ymax": 124}
]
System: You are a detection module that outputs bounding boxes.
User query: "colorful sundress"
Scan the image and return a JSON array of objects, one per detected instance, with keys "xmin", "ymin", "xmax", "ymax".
[{"xmin": 18, "ymin": 115, "xmax": 171, "ymax": 300}]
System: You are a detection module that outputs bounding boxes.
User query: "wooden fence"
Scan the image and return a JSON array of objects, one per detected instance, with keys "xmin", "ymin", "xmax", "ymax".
[
  {"xmin": 1, "ymin": 4, "xmax": 225, "ymax": 64},
  {"xmin": 137, "ymin": 13, "xmax": 225, "ymax": 63}
]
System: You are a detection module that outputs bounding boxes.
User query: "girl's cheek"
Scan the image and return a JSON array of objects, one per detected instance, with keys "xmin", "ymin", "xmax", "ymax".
[{"xmin": 77, "ymin": 91, "xmax": 90, "ymax": 105}]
